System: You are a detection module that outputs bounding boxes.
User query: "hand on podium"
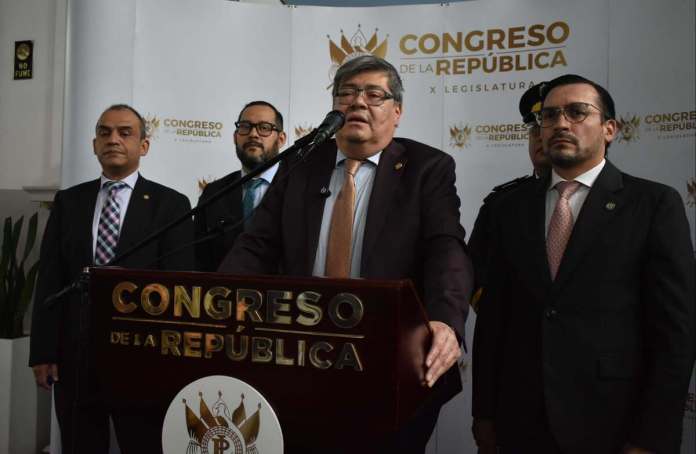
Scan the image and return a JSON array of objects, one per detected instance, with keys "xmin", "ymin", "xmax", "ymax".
[{"xmin": 424, "ymin": 321, "xmax": 460, "ymax": 387}]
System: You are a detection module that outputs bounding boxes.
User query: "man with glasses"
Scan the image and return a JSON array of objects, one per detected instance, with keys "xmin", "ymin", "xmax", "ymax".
[
  {"xmin": 219, "ymin": 55, "xmax": 472, "ymax": 453},
  {"xmin": 468, "ymin": 82, "xmax": 551, "ymax": 311},
  {"xmin": 472, "ymin": 74, "xmax": 695, "ymax": 454},
  {"xmin": 194, "ymin": 100, "xmax": 286, "ymax": 271}
]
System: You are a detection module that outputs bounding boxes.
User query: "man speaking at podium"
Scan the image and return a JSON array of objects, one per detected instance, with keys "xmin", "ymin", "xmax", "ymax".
[
  {"xmin": 218, "ymin": 55, "xmax": 473, "ymax": 452},
  {"xmin": 29, "ymin": 104, "xmax": 194, "ymax": 453}
]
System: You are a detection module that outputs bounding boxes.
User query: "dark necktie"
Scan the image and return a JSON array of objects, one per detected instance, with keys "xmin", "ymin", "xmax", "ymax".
[{"xmin": 242, "ymin": 179, "xmax": 265, "ymax": 225}]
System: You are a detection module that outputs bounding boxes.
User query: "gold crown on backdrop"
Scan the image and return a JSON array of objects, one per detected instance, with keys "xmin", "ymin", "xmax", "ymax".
[
  {"xmin": 183, "ymin": 391, "xmax": 262, "ymax": 454},
  {"xmin": 328, "ymin": 25, "xmax": 388, "ymax": 66},
  {"xmin": 449, "ymin": 123, "xmax": 473, "ymax": 149},
  {"xmin": 294, "ymin": 124, "xmax": 314, "ymax": 140},
  {"xmin": 326, "ymin": 25, "xmax": 388, "ymax": 89},
  {"xmin": 144, "ymin": 114, "xmax": 160, "ymax": 140},
  {"xmin": 617, "ymin": 114, "xmax": 641, "ymax": 143},
  {"xmin": 687, "ymin": 179, "xmax": 696, "ymax": 207}
]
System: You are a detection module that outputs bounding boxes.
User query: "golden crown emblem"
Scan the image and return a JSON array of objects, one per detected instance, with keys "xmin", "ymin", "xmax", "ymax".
[
  {"xmin": 687, "ymin": 178, "xmax": 696, "ymax": 207},
  {"xmin": 449, "ymin": 123, "xmax": 473, "ymax": 149},
  {"xmin": 617, "ymin": 114, "xmax": 641, "ymax": 143},
  {"xmin": 144, "ymin": 114, "xmax": 160, "ymax": 140},
  {"xmin": 183, "ymin": 391, "xmax": 262, "ymax": 454},
  {"xmin": 327, "ymin": 25, "xmax": 388, "ymax": 88}
]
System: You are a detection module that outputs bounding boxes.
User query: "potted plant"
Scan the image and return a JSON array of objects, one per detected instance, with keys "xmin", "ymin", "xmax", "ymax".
[
  {"xmin": 0, "ymin": 213, "xmax": 40, "ymax": 338},
  {"xmin": 0, "ymin": 213, "xmax": 44, "ymax": 454}
]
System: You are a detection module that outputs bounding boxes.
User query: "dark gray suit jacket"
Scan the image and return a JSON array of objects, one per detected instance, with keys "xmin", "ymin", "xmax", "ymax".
[
  {"xmin": 29, "ymin": 175, "xmax": 195, "ymax": 367},
  {"xmin": 473, "ymin": 160, "xmax": 695, "ymax": 453}
]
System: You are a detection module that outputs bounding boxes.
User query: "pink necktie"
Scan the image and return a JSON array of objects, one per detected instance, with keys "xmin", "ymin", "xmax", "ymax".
[
  {"xmin": 325, "ymin": 158, "xmax": 363, "ymax": 278},
  {"xmin": 547, "ymin": 180, "xmax": 581, "ymax": 280}
]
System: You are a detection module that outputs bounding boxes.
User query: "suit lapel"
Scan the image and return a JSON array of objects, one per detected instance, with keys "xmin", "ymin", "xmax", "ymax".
[
  {"xmin": 116, "ymin": 175, "xmax": 151, "ymax": 256},
  {"xmin": 304, "ymin": 143, "xmax": 337, "ymax": 273},
  {"xmin": 79, "ymin": 179, "xmax": 101, "ymax": 265},
  {"xmin": 552, "ymin": 161, "xmax": 624, "ymax": 292},
  {"xmin": 361, "ymin": 140, "xmax": 406, "ymax": 274}
]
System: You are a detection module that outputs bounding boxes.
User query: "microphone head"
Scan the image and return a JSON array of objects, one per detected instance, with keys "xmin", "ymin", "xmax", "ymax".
[{"xmin": 321, "ymin": 110, "xmax": 345, "ymax": 130}]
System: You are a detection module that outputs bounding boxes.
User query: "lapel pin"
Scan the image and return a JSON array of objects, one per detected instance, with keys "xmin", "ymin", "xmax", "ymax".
[
  {"xmin": 605, "ymin": 201, "xmax": 615, "ymax": 210},
  {"xmin": 143, "ymin": 194, "xmax": 150, "ymax": 200},
  {"xmin": 394, "ymin": 162, "xmax": 404, "ymax": 170}
]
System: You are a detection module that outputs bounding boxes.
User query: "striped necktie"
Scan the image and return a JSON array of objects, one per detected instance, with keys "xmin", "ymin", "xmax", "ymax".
[{"xmin": 94, "ymin": 181, "xmax": 127, "ymax": 265}]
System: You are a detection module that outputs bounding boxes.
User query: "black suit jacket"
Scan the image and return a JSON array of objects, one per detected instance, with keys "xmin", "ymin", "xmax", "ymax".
[
  {"xmin": 219, "ymin": 138, "xmax": 472, "ymax": 339},
  {"xmin": 472, "ymin": 160, "xmax": 695, "ymax": 453},
  {"xmin": 29, "ymin": 175, "xmax": 195, "ymax": 367},
  {"xmin": 194, "ymin": 170, "xmax": 244, "ymax": 271}
]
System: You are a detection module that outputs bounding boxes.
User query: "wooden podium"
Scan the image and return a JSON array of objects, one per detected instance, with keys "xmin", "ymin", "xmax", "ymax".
[{"xmin": 88, "ymin": 267, "xmax": 459, "ymax": 451}]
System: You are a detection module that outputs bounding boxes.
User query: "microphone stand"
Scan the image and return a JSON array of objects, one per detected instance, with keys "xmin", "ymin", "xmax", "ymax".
[{"xmin": 43, "ymin": 120, "xmax": 333, "ymax": 453}]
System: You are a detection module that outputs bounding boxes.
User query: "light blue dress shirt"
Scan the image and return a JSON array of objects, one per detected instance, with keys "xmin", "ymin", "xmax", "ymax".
[{"xmin": 312, "ymin": 150, "xmax": 381, "ymax": 278}]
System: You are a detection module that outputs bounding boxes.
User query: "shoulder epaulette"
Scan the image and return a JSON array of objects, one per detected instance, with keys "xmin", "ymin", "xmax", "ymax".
[{"xmin": 483, "ymin": 174, "xmax": 534, "ymax": 203}]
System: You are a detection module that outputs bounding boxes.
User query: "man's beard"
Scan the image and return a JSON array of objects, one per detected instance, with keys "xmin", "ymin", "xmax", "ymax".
[{"xmin": 235, "ymin": 140, "xmax": 279, "ymax": 171}]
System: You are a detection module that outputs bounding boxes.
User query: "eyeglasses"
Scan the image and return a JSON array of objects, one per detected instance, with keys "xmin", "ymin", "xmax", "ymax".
[
  {"xmin": 234, "ymin": 121, "xmax": 279, "ymax": 137},
  {"xmin": 334, "ymin": 86, "xmax": 395, "ymax": 106},
  {"xmin": 535, "ymin": 102, "xmax": 604, "ymax": 128}
]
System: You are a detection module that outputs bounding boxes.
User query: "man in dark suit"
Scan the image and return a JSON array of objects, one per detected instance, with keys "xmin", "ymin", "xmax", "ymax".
[
  {"xmin": 472, "ymin": 74, "xmax": 695, "ymax": 454},
  {"xmin": 219, "ymin": 55, "xmax": 473, "ymax": 453},
  {"xmin": 29, "ymin": 104, "xmax": 195, "ymax": 453},
  {"xmin": 468, "ymin": 82, "xmax": 550, "ymax": 310},
  {"xmin": 194, "ymin": 101, "xmax": 286, "ymax": 271}
]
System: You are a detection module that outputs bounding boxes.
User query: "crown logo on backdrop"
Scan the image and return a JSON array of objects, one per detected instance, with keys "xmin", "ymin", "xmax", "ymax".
[
  {"xmin": 617, "ymin": 114, "xmax": 641, "ymax": 143},
  {"xmin": 687, "ymin": 178, "xmax": 696, "ymax": 207},
  {"xmin": 294, "ymin": 124, "xmax": 314, "ymax": 140},
  {"xmin": 449, "ymin": 123, "xmax": 473, "ymax": 149},
  {"xmin": 144, "ymin": 114, "xmax": 160, "ymax": 141},
  {"xmin": 326, "ymin": 25, "xmax": 388, "ymax": 88},
  {"xmin": 183, "ymin": 391, "xmax": 262, "ymax": 454}
]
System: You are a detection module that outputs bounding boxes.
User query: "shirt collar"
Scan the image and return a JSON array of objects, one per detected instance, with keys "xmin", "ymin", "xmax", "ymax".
[
  {"xmin": 549, "ymin": 159, "xmax": 605, "ymax": 191},
  {"xmin": 241, "ymin": 162, "xmax": 279, "ymax": 185},
  {"xmin": 100, "ymin": 170, "xmax": 139, "ymax": 190},
  {"xmin": 335, "ymin": 149, "xmax": 381, "ymax": 167}
]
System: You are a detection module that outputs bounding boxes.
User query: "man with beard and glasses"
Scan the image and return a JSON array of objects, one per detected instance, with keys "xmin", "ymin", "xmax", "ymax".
[
  {"xmin": 472, "ymin": 74, "xmax": 695, "ymax": 454},
  {"xmin": 194, "ymin": 100, "xmax": 287, "ymax": 271},
  {"xmin": 218, "ymin": 55, "xmax": 472, "ymax": 453}
]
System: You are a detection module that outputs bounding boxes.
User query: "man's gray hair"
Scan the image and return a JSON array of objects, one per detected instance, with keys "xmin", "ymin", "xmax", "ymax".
[{"xmin": 332, "ymin": 55, "xmax": 404, "ymax": 105}]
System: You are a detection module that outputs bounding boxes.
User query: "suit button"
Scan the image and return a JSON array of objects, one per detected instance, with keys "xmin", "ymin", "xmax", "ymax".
[{"xmin": 545, "ymin": 308, "xmax": 558, "ymax": 319}]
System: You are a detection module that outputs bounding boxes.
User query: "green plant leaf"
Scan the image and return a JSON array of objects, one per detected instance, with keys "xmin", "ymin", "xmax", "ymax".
[{"xmin": 22, "ymin": 212, "xmax": 38, "ymax": 262}]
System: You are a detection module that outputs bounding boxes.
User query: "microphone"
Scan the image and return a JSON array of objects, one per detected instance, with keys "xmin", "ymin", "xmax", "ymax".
[{"xmin": 310, "ymin": 110, "xmax": 345, "ymax": 146}]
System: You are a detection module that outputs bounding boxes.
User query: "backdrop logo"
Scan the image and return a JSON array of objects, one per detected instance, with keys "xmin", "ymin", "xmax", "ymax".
[
  {"xmin": 293, "ymin": 124, "xmax": 314, "ymax": 140},
  {"xmin": 449, "ymin": 123, "xmax": 472, "ymax": 148},
  {"xmin": 643, "ymin": 110, "xmax": 696, "ymax": 140},
  {"xmin": 144, "ymin": 114, "xmax": 161, "ymax": 140},
  {"xmin": 162, "ymin": 375, "xmax": 283, "ymax": 454},
  {"xmin": 687, "ymin": 178, "xmax": 696, "ymax": 208},
  {"xmin": 617, "ymin": 114, "xmax": 641, "ymax": 143},
  {"xmin": 398, "ymin": 21, "xmax": 570, "ymax": 77},
  {"xmin": 327, "ymin": 25, "xmax": 388, "ymax": 88}
]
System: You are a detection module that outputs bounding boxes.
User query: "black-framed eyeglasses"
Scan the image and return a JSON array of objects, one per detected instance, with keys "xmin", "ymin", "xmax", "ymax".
[
  {"xmin": 334, "ymin": 86, "xmax": 394, "ymax": 106},
  {"xmin": 235, "ymin": 121, "xmax": 279, "ymax": 137},
  {"xmin": 535, "ymin": 102, "xmax": 605, "ymax": 128}
]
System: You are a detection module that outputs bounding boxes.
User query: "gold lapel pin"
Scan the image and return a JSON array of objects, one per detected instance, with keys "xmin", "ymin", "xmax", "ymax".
[
  {"xmin": 143, "ymin": 194, "xmax": 150, "ymax": 200},
  {"xmin": 605, "ymin": 201, "xmax": 615, "ymax": 210},
  {"xmin": 394, "ymin": 162, "xmax": 404, "ymax": 170}
]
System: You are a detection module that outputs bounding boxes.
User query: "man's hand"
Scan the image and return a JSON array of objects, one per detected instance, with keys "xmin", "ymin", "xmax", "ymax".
[
  {"xmin": 424, "ymin": 321, "xmax": 460, "ymax": 387},
  {"xmin": 32, "ymin": 363, "xmax": 59, "ymax": 390},
  {"xmin": 622, "ymin": 444, "xmax": 654, "ymax": 454},
  {"xmin": 472, "ymin": 418, "xmax": 497, "ymax": 454}
]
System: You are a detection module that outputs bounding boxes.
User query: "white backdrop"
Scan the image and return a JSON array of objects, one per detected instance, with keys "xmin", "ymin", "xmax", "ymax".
[{"xmin": 58, "ymin": 0, "xmax": 696, "ymax": 452}]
